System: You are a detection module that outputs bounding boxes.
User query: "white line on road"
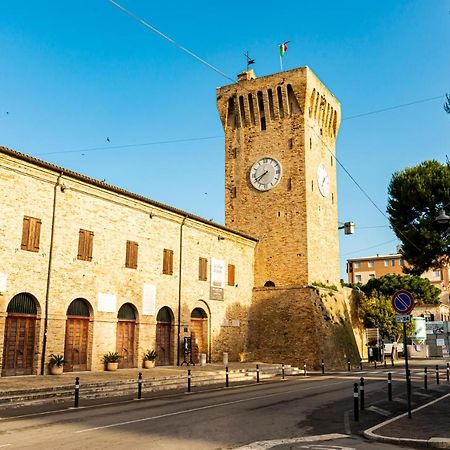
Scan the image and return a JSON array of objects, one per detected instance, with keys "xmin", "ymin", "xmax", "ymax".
[
  {"xmin": 0, "ymin": 444, "xmax": 12, "ymax": 448},
  {"xmin": 233, "ymin": 433, "xmax": 350, "ymax": 449},
  {"xmin": 76, "ymin": 380, "xmax": 349, "ymax": 434}
]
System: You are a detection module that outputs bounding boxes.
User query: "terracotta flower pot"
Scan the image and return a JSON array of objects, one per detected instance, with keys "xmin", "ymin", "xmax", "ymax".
[
  {"xmin": 49, "ymin": 365, "xmax": 64, "ymax": 375},
  {"xmin": 144, "ymin": 360, "xmax": 155, "ymax": 369},
  {"xmin": 106, "ymin": 362, "xmax": 119, "ymax": 371}
]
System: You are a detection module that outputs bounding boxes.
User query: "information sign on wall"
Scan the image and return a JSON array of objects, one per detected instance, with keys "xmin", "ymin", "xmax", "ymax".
[
  {"xmin": 143, "ymin": 284, "xmax": 156, "ymax": 316},
  {"xmin": 210, "ymin": 258, "xmax": 225, "ymax": 300}
]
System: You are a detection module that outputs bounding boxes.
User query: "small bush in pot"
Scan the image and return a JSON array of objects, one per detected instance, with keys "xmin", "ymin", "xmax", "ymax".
[
  {"xmin": 143, "ymin": 349, "xmax": 157, "ymax": 368},
  {"xmin": 48, "ymin": 354, "xmax": 66, "ymax": 375},
  {"xmin": 102, "ymin": 352, "xmax": 121, "ymax": 371}
]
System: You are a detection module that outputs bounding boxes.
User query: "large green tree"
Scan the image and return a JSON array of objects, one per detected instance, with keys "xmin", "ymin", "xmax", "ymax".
[
  {"xmin": 362, "ymin": 274, "xmax": 441, "ymax": 305},
  {"xmin": 387, "ymin": 160, "xmax": 450, "ymax": 274}
]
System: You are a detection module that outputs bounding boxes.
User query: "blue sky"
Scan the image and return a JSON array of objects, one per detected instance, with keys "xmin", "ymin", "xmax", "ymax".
[{"xmin": 1, "ymin": 1, "xmax": 449, "ymax": 278}]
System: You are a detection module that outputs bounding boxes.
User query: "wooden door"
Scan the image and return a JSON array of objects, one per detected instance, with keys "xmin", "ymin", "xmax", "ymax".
[
  {"xmin": 117, "ymin": 320, "xmax": 135, "ymax": 369},
  {"xmin": 2, "ymin": 315, "xmax": 36, "ymax": 376},
  {"xmin": 190, "ymin": 318, "xmax": 206, "ymax": 364},
  {"xmin": 156, "ymin": 322, "xmax": 171, "ymax": 366},
  {"xmin": 64, "ymin": 318, "xmax": 89, "ymax": 372}
]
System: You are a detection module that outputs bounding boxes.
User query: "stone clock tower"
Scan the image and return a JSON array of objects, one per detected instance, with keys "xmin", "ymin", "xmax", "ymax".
[{"xmin": 217, "ymin": 66, "xmax": 341, "ymax": 287}]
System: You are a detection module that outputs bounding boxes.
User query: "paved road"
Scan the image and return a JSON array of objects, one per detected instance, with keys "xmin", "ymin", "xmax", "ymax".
[{"xmin": 2, "ymin": 365, "xmax": 445, "ymax": 449}]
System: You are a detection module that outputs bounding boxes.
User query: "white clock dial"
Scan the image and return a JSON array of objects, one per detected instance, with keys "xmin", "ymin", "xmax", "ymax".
[
  {"xmin": 317, "ymin": 163, "xmax": 330, "ymax": 197},
  {"xmin": 249, "ymin": 157, "xmax": 282, "ymax": 191}
]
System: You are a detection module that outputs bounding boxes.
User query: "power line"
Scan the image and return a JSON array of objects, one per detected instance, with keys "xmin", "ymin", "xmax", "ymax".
[
  {"xmin": 36, "ymin": 136, "xmax": 223, "ymax": 156},
  {"xmin": 106, "ymin": 0, "xmax": 235, "ymax": 83},
  {"xmin": 342, "ymin": 239, "xmax": 399, "ymax": 257},
  {"xmin": 342, "ymin": 95, "xmax": 443, "ymax": 121}
]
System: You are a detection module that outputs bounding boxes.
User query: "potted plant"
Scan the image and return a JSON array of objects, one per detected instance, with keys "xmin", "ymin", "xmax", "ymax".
[
  {"xmin": 102, "ymin": 352, "xmax": 121, "ymax": 371},
  {"xmin": 143, "ymin": 349, "xmax": 157, "ymax": 368},
  {"xmin": 48, "ymin": 354, "xmax": 66, "ymax": 375}
]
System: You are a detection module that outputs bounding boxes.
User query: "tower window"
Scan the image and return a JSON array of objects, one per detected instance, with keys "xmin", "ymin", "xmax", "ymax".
[
  {"xmin": 277, "ymin": 86, "xmax": 284, "ymax": 119},
  {"xmin": 231, "ymin": 186, "xmax": 237, "ymax": 198},
  {"xmin": 309, "ymin": 89, "xmax": 316, "ymax": 118},
  {"xmin": 288, "ymin": 138, "xmax": 293, "ymax": 149},
  {"xmin": 227, "ymin": 97, "xmax": 238, "ymax": 129},
  {"xmin": 287, "ymin": 177, "xmax": 292, "ymax": 191},
  {"xmin": 267, "ymin": 88, "xmax": 275, "ymax": 120},
  {"xmin": 330, "ymin": 155, "xmax": 333, "ymax": 166},
  {"xmin": 311, "ymin": 180, "xmax": 314, "ymax": 191},
  {"xmin": 239, "ymin": 95, "xmax": 247, "ymax": 127},
  {"xmin": 248, "ymin": 93, "xmax": 256, "ymax": 126},
  {"xmin": 257, "ymin": 91, "xmax": 266, "ymax": 131},
  {"xmin": 310, "ymin": 138, "xmax": 312, "ymax": 149},
  {"xmin": 264, "ymin": 280, "xmax": 275, "ymax": 287},
  {"xmin": 232, "ymin": 148, "xmax": 237, "ymax": 159},
  {"xmin": 287, "ymin": 84, "xmax": 301, "ymax": 115}
]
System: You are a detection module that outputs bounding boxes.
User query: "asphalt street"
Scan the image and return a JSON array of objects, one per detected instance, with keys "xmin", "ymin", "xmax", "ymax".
[{"xmin": 0, "ymin": 366, "xmax": 443, "ymax": 450}]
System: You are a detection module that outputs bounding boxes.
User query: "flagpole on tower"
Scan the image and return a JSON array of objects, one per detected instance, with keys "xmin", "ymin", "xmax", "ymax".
[{"xmin": 280, "ymin": 55, "xmax": 283, "ymax": 71}]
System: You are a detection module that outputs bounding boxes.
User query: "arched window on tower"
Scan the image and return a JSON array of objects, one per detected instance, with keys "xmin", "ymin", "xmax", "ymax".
[
  {"xmin": 287, "ymin": 84, "xmax": 301, "ymax": 115},
  {"xmin": 257, "ymin": 91, "xmax": 266, "ymax": 130},
  {"xmin": 277, "ymin": 86, "xmax": 285, "ymax": 119}
]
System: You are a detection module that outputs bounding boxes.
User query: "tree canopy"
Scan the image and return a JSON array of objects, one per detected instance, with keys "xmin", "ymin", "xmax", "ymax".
[
  {"xmin": 359, "ymin": 274, "xmax": 440, "ymax": 341},
  {"xmin": 387, "ymin": 160, "xmax": 450, "ymax": 274},
  {"xmin": 362, "ymin": 274, "xmax": 441, "ymax": 305}
]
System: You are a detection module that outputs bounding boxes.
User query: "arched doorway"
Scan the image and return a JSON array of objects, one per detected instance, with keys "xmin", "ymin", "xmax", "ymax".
[
  {"xmin": 64, "ymin": 298, "xmax": 91, "ymax": 372},
  {"xmin": 117, "ymin": 303, "xmax": 136, "ymax": 369},
  {"xmin": 156, "ymin": 307, "xmax": 173, "ymax": 366},
  {"xmin": 190, "ymin": 308, "xmax": 208, "ymax": 364},
  {"xmin": 2, "ymin": 293, "xmax": 38, "ymax": 376}
]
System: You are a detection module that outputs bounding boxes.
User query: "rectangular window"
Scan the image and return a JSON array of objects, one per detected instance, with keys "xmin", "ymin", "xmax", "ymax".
[
  {"xmin": 199, "ymin": 257, "xmax": 208, "ymax": 281},
  {"xmin": 367, "ymin": 261, "xmax": 374, "ymax": 268},
  {"xmin": 77, "ymin": 229, "xmax": 94, "ymax": 261},
  {"xmin": 163, "ymin": 248, "xmax": 174, "ymax": 275},
  {"xmin": 21, "ymin": 216, "xmax": 41, "ymax": 252},
  {"xmin": 432, "ymin": 270, "xmax": 441, "ymax": 279},
  {"xmin": 125, "ymin": 241, "xmax": 138, "ymax": 269},
  {"xmin": 369, "ymin": 273, "xmax": 375, "ymax": 279},
  {"xmin": 355, "ymin": 274, "xmax": 362, "ymax": 282},
  {"xmin": 399, "ymin": 259, "xmax": 404, "ymax": 266},
  {"xmin": 384, "ymin": 260, "xmax": 389, "ymax": 267},
  {"xmin": 354, "ymin": 261, "xmax": 361, "ymax": 269},
  {"xmin": 228, "ymin": 264, "xmax": 235, "ymax": 286},
  {"xmin": 391, "ymin": 259, "xmax": 396, "ymax": 266}
]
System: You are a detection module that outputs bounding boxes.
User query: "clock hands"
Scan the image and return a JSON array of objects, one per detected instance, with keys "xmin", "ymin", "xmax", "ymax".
[{"xmin": 255, "ymin": 170, "xmax": 269, "ymax": 183}]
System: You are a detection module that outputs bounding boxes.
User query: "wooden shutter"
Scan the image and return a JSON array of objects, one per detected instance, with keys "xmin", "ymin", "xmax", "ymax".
[
  {"xmin": 78, "ymin": 229, "xmax": 94, "ymax": 261},
  {"xmin": 21, "ymin": 216, "xmax": 41, "ymax": 252},
  {"xmin": 163, "ymin": 249, "xmax": 174, "ymax": 275},
  {"xmin": 199, "ymin": 257, "xmax": 207, "ymax": 281},
  {"xmin": 21, "ymin": 216, "xmax": 31, "ymax": 250},
  {"xmin": 126, "ymin": 241, "xmax": 138, "ymax": 269},
  {"xmin": 228, "ymin": 264, "xmax": 235, "ymax": 286}
]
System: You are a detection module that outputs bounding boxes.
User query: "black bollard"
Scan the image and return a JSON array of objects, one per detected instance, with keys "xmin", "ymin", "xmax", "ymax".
[
  {"xmin": 187, "ymin": 369, "xmax": 192, "ymax": 393},
  {"xmin": 226, "ymin": 366, "xmax": 229, "ymax": 388},
  {"xmin": 137, "ymin": 372, "xmax": 143, "ymax": 399},
  {"xmin": 74, "ymin": 377, "xmax": 80, "ymax": 408},
  {"xmin": 347, "ymin": 359, "xmax": 351, "ymax": 372},
  {"xmin": 353, "ymin": 383, "xmax": 359, "ymax": 422},
  {"xmin": 384, "ymin": 359, "xmax": 387, "ymax": 369},
  {"xmin": 360, "ymin": 359, "xmax": 363, "ymax": 371},
  {"xmin": 374, "ymin": 360, "xmax": 377, "ymax": 370},
  {"xmin": 256, "ymin": 364, "xmax": 260, "ymax": 383},
  {"xmin": 303, "ymin": 361, "xmax": 307, "ymax": 376},
  {"xmin": 391, "ymin": 354, "xmax": 394, "ymax": 367},
  {"xmin": 321, "ymin": 359, "xmax": 325, "ymax": 375},
  {"xmin": 281, "ymin": 363, "xmax": 285, "ymax": 380},
  {"xmin": 436, "ymin": 365, "xmax": 440, "ymax": 385},
  {"xmin": 359, "ymin": 377, "xmax": 365, "ymax": 410},
  {"xmin": 447, "ymin": 363, "xmax": 449, "ymax": 382},
  {"xmin": 388, "ymin": 372, "xmax": 392, "ymax": 401},
  {"xmin": 424, "ymin": 367, "xmax": 428, "ymax": 390}
]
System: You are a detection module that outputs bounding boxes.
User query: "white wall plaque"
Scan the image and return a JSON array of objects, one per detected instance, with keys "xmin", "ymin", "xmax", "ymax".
[
  {"xmin": 211, "ymin": 258, "xmax": 225, "ymax": 288},
  {"xmin": 0, "ymin": 273, "xmax": 7, "ymax": 292},
  {"xmin": 143, "ymin": 284, "xmax": 156, "ymax": 316},
  {"xmin": 97, "ymin": 293, "xmax": 116, "ymax": 313},
  {"xmin": 436, "ymin": 338, "xmax": 445, "ymax": 347}
]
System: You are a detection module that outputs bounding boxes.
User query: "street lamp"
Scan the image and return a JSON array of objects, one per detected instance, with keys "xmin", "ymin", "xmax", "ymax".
[{"xmin": 436, "ymin": 208, "xmax": 450, "ymax": 225}]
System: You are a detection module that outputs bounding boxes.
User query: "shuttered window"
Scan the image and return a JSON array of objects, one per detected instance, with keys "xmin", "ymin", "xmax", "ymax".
[
  {"xmin": 21, "ymin": 216, "xmax": 41, "ymax": 252},
  {"xmin": 228, "ymin": 264, "xmax": 235, "ymax": 286},
  {"xmin": 163, "ymin": 248, "xmax": 174, "ymax": 275},
  {"xmin": 125, "ymin": 241, "xmax": 138, "ymax": 269},
  {"xmin": 77, "ymin": 229, "xmax": 94, "ymax": 261},
  {"xmin": 199, "ymin": 257, "xmax": 208, "ymax": 281}
]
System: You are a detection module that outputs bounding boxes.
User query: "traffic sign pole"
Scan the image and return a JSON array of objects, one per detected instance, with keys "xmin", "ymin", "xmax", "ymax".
[{"xmin": 403, "ymin": 321, "xmax": 411, "ymax": 418}]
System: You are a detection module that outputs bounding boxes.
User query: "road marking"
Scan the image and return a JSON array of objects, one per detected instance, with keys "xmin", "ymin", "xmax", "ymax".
[
  {"xmin": 76, "ymin": 380, "xmax": 349, "ymax": 434},
  {"xmin": 366, "ymin": 405, "xmax": 391, "ymax": 416},
  {"xmin": 0, "ymin": 445, "xmax": 12, "ymax": 448},
  {"xmin": 343, "ymin": 410, "xmax": 351, "ymax": 435},
  {"xmin": 234, "ymin": 433, "xmax": 349, "ymax": 449}
]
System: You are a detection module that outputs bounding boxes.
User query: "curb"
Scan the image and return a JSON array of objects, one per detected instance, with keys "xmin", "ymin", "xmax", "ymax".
[{"xmin": 363, "ymin": 392, "xmax": 450, "ymax": 448}]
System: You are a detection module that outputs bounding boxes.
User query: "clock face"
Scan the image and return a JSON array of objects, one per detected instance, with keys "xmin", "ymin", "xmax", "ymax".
[
  {"xmin": 317, "ymin": 163, "xmax": 330, "ymax": 197},
  {"xmin": 249, "ymin": 157, "xmax": 282, "ymax": 191}
]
